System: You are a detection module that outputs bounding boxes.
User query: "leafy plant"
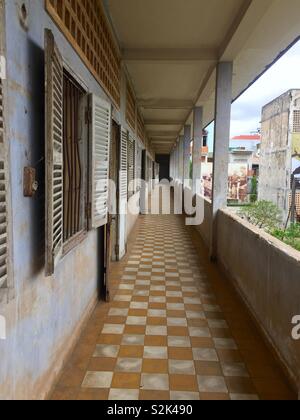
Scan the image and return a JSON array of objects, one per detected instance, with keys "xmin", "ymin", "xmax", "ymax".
[
  {"xmin": 250, "ymin": 176, "xmax": 258, "ymax": 203},
  {"xmin": 240, "ymin": 200, "xmax": 282, "ymax": 231},
  {"xmin": 272, "ymin": 224, "xmax": 300, "ymax": 251}
]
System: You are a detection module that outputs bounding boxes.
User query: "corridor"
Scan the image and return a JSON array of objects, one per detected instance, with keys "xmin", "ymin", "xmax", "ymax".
[{"xmin": 50, "ymin": 213, "xmax": 296, "ymax": 401}]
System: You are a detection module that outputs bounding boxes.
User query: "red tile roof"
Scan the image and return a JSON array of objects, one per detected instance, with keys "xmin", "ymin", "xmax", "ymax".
[{"xmin": 232, "ymin": 135, "xmax": 261, "ymax": 141}]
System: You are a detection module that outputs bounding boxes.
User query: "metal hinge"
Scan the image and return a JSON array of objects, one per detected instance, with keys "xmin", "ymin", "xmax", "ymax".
[
  {"xmin": 85, "ymin": 202, "xmax": 92, "ymax": 219},
  {"xmin": 85, "ymin": 106, "xmax": 92, "ymax": 124}
]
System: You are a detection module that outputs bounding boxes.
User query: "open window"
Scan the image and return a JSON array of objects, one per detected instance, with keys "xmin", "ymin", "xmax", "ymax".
[{"xmin": 45, "ymin": 29, "xmax": 112, "ymax": 275}]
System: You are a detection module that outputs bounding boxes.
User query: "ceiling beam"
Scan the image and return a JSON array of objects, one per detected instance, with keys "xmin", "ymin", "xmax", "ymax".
[
  {"xmin": 148, "ymin": 131, "xmax": 178, "ymax": 138},
  {"xmin": 150, "ymin": 139, "xmax": 176, "ymax": 145},
  {"xmin": 145, "ymin": 120, "xmax": 183, "ymax": 126},
  {"xmin": 122, "ymin": 48, "xmax": 218, "ymax": 62},
  {"xmin": 139, "ymin": 99, "xmax": 194, "ymax": 110}
]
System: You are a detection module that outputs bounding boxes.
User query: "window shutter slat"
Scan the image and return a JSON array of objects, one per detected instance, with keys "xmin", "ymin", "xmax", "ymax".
[
  {"xmin": 0, "ymin": 156, "xmax": 8, "ymax": 290},
  {"xmin": 45, "ymin": 29, "xmax": 64, "ymax": 276},
  {"xmin": 127, "ymin": 134, "xmax": 135, "ymax": 197},
  {"xmin": 90, "ymin": 95, "xmax": 111, "ymax": 229},
  {"xmin": 120, "ymin": 129, "xmax": 128, "ymax": 200}
]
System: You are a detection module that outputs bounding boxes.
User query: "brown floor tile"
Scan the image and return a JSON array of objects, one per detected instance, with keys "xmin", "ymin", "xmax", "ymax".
[
  {"xmin": 51, "ymin": 387, "xmax": 78, "ymax": 400},
  {"xmin": 119, "ymin": 345, "xmax": 144, "ymax": 358},
  {"xmin": 129, "ymin": 309, "xmax": 148, "ymax": 317},
  {"xmin": 140, "ymin": 390, "xmax": 170, "ymax": 400},
  {"xmin": 88, "ymin": 357, "xmax": 117, "ymax": 372},
  {"xmin": 144, "ymin": 335, "xmax": 168, "ymax": 347},
  {"xmin": 147, "ymin": 317, "xmax": 167, "ymax": 326},
  {"xmin": 97, "ymin": 334, "xmax": 123, "ymax": 345},
  {"xmin": 191, "ymin": 337, "xmax": 214, "ymax": 348},
  {"xmin": 168, "ymin": 347, "xmax": 193, "ymax": 360},
  {"xmin": 104, "ymin": 316, "xmax": 127, "ymax": 325},
  {"xmin": 124, "ymin": 325, "xmax": 146, "ymax": 335},
  {"xmin": 58, "ymin": 366, "xmax": 86, "ymax": 388},
  {"xmin": 142, "ymin": 359, "xmax": 169, "ymax": 374},
  {"xmin": 50, "ymin": 214, "xmax": 296, "ymax": 401},
  {"xmin": 169, "ymin": 375, "xmax": 198, "ymax": 392},
  {"xmin": 167, "ymin": 310, "xmax": 186, "ymax": 318},
  {"xmin": 112, "ymin": 373, "xmax": 141, "ymax": 389},
  {"xmin": 77, "ymin": 388, "xmax": 110, "ymax": 400},
  {"xmin": 168, "ymin": 326, "xmax": 189, "ymax": 337}
]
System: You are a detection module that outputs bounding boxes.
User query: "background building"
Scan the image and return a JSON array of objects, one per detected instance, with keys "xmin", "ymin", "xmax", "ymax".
[
  {"xmin": 258, "ymin": 90, "xmax": 300, "ymax": 223},
  {"xmin": 201, "ymin": 134, "xmax": 261, "ymax": 202}
]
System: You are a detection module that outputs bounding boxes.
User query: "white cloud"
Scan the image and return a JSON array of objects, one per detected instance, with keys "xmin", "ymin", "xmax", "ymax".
[{"xmin": 230, "ymin": 40, "xmax": 300, "ymax": 137}]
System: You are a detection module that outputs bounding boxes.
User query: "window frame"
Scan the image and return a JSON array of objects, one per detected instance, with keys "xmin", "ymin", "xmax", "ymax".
[
  {"xmin": 0, "ymin": 0, "xmax": 13, "ymax": 304},
  {"xmin": 61, "ymin": 67, "xmax": 89, "ymax": 256}
]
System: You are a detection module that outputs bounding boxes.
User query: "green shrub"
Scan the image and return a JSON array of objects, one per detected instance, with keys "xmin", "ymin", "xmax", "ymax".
[
  {"xmin": 272, "ymin": 224, "xmax": 300, "ymax": 251},
  {"xmin": 239, "ymin": 200, "xmax": 282, "ymax": 231},
  {"xmin": 250, "ymin": 176, "xmax": 258, "ymax": 203}
]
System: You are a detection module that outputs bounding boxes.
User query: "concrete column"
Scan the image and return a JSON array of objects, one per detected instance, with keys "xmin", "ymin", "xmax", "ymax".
[
  {"xmin": 178, "ymin": 135, "xmax": 184, "ymax": 184},
  {"xmin": 183, "ymin": 125, "xmax": 192, "ymax": 188},
  {"xmin": 192, "ymin": 107, "xmax": 203, "ymax": 195},
  {"xmin": 211, "ymin": 62, "xmax": 233, "ymax": 259}
]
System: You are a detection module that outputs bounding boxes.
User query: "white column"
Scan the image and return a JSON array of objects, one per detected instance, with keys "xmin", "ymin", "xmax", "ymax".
[
  {"xmin": 183, "ymin": 125, "xmax": 192, "ymax": 188},
  {"xmin": 192, "ymin": 107, "xmax": 203, "ymax": 195},
  {"xmin": 211, "ymin": 62, "xmax": 233, "ymax": 259},
  {"xmin": 178, "ymin": 135, "xmax": 184, "ymax": 184}
]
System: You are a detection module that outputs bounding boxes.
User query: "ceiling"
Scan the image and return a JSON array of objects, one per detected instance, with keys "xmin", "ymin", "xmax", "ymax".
[{"xmin": 106, "ymin": 0, "xmax": 300, "ymax": 154}]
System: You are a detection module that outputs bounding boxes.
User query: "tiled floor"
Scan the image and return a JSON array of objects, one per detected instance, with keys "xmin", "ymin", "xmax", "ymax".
[{"xmin": 50, "ymin": 213, "xmax": 296, "ymax": 401}]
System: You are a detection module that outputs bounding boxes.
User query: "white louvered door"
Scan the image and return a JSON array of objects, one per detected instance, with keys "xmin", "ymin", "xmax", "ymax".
[
  {"xmin": 0, "ymin": 76, "xmax": 8, "ymax": 294},
  {"xmin": 90, "ymin": 95, "xmax": 111, "ymax": 229},
  {"xmin": 127, "ymin": 134, "xmax": 135, "ymax": 197},
  {"xmin": 45, "ymin": 29, "xmax": 64, "ymax": 276},
  {"xmin": 118, "ymin": 128, "xmax": 128, "ymax": 259}
]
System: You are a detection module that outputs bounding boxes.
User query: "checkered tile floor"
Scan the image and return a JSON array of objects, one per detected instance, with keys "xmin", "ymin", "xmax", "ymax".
[{"xmin": 51, "ymin": 214, "xmax": 296, "ymax": 400}]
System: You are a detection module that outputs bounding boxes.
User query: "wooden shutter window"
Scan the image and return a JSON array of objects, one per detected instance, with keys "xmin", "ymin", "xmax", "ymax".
[
  {"xmin": 90, "ymin": 95, "xmax": 111, "ymax": 229},
  {"xmin": 0, "ymin": 77, "xmax": 8, "ymax": 291},
  {"xmin": 135, "ymin": 141, "xmax": 142, "ymax": 192},
  {"xmin": 45, "ymin": 29, "xmax": 64, "ymax": 276},
  {"xmin": 127, "ymin": 134, "xmax": 135, "ymax": 198},
  {"xmin": 120, "ymin": 129, "xmax": 128, "ymax": 200}
]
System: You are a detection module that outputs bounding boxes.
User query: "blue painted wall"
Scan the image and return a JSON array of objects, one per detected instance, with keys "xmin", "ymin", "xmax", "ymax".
[{"xmin": 0, "ymin": 0, "xmax": 118, "ymax": 399}]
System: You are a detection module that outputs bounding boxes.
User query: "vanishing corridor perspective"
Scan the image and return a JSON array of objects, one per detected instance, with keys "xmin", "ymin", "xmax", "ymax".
[
  {"xmin": 51, "ymin": 211, "xmax": 296, "ymax": 400},
  {"xmin": 1, "ymin": 0, "xmax": 300, "ymax": 401}
]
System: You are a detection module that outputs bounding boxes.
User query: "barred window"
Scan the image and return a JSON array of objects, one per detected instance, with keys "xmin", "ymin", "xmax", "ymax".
[{"xmin": 293, "ymin": 110, "xmax": 300, "ymax": 133}]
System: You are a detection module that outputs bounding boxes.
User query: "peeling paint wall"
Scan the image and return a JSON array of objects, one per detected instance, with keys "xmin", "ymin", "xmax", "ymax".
[
  {"xmin": 0, "ymin": 0, "xmax": 121, "ymax": 400},
  {"xmin": 217, "ymin": 209, "xmax": 300, "ymax": 391}
]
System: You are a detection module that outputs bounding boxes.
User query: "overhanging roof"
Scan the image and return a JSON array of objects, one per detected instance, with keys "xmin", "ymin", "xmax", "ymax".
[{"xmin": 106, "ymin": 0, "xmax": 300, "ymax": 154}]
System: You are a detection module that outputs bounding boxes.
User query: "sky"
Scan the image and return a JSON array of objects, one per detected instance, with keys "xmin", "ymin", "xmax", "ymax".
[{"xmin": 206, "ymin": 39, "xmax": 300, "ymax": 151}]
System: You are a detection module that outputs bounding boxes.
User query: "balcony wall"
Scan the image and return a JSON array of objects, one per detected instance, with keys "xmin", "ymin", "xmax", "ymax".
[{"xmin": 217, "ymin": 209, "xmax": 300, "ymax": 391}]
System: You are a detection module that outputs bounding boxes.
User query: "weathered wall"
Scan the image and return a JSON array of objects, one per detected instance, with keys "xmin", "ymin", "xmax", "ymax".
[
  {"xmin": 194, "ymin": 195, "xmax": 212, "ymax": 248},
  {"xmin": 259, "ymin": 90, "xmax": 300, "ymax": 222},
  {"xmin": 0, "ymin": 0, "xmax": 119, "ymax": 400},
  {"xmin": 127, "ymin": 191, "xmax": 140, "ymax": 241},
  {"xmin": 217, "ymin": 209, "xmax": 300, "ymax": 390}
]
